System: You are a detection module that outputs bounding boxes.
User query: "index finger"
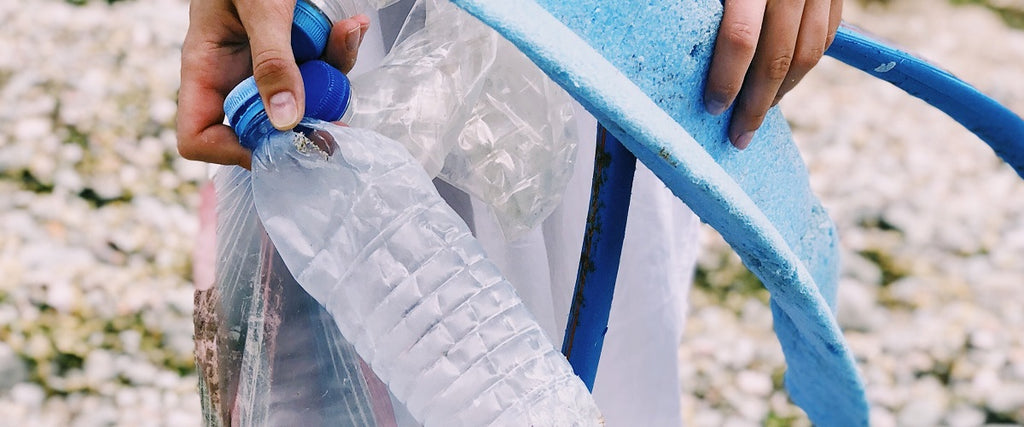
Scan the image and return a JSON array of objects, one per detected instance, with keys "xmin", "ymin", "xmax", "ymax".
[{"xmin": 176, "ymin": 27, "xmax": 254, "ymax": 168}]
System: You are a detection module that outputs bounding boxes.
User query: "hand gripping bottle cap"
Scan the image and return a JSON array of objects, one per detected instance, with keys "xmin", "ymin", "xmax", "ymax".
[
  {"xmin": 224, "ymin": 60, "xmax": 352, "ymax": 151},
  {"xmin": 292, "ymin": 0, "xmax": 332, "ymax": 62}
]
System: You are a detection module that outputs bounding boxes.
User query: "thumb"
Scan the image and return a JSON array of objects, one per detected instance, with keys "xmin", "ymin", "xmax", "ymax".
[{"xmin": 236, "ymin": 0, "xmax": 304, "ymax": 130}]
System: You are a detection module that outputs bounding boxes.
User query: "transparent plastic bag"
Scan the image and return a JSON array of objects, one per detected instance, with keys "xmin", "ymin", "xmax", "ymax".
[
  {"xmin": 244, "ymin": 120, "xmax": 603, "ymax": 426},
  {"xmin": 348, "ymin": 0, "xmax": 578, "ymax": 239},
  {"xmin": 197, "ymin": 165, "xmax": 403, "ymax": 427}
]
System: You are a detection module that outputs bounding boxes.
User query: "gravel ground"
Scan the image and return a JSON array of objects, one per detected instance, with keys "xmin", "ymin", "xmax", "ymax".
[
  {"xmin": 0, "ymin": 0, "xmax": 1022, "ymax": 425},
  {"xmin": 0, "ymin": 0, "xmax": 203, "ymax": 425}
]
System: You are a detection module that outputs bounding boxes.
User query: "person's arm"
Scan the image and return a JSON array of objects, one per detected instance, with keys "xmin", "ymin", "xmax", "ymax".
[
  {"xmin": 705, "ymin": 0, "xmax": 842, "ymax": 149},
  {"xmin": 176, "ymin": 0, "xmax": 370, "ymax": 169}
]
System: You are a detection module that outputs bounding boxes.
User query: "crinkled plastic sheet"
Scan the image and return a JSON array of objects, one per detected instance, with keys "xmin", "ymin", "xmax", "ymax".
[
  {"xmin": 348, "ymin": 0, "xmax": 578, "ymax": 239},
  {"xmin": 248, "ymin": 121, "xmax": 602, "ymax": 426}
]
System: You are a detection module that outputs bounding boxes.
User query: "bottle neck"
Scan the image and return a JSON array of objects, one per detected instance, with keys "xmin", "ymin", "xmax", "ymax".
[
  {"xmin": 237, "ymin": 112, "xmax": 281, "ymax": 151},
  {"xmin": 302, "ymin": 0, "xmax": 351, "ymax": 23}
]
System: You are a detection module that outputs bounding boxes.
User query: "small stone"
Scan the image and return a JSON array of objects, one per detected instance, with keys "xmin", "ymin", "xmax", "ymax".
[
  {"xmin": 14, "ymin": 117, "xmax": 51, "ymax": 142},
  {"xmin": 986, "ymin": 384, "xmax": 1024, "ymax": 414},
  {"xmin": 0, "ymin": 343, "xmax": 27, "ymax": 392},
  {"xmin": 944, "ymin": 405, "xmax": 985, "ymax": 427},
  {"xmin": 692, "ymin": 409, "xmax": 724, "ymax": 426},
  {"xmin": 869, "ymin": 407, "xmax": 897, "ymax": 427},
  {"xmin": 84, "ymin": 350, "xmax": 117, "ymax": 387},
  {"xmin": 969, "ymin": 329, "xmax": 997, "ymax": 350},
  {"xmin": 115, "ymin": 388, "xmax": 139, "ymax": 408},
  {"xmin": 45, "ymin": 281, "xmax": 77, "ymax": 313},
  {"xmin": 119, "ymin": 330, "xmax": 141, "ymax": 354},
  {"xmin": 722, "ymin": 415, "xmax": 759, "ymax": 427},
  {"xmin": 736, "ymin": 370, "xmax": 773, "ymax": 397},
  {"xmin": 842, "ymin": 252, "xmax": 883, "ymax": 285},
  {"xmin": 10, "ymin": 383, "xmax": 45, "ymax": 408},
  {"xmin": 837, "ymin": 279, "xmax": 880, "ymax": 331}
]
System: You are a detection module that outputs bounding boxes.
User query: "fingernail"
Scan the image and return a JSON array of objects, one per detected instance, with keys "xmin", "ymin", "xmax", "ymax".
[
  {"xmin": 732, "ymin": 131, "xmax": 755, "ymax": 150},
  {"xmin": 268, "ymin": 91, "xmax": 299, "ymax": 129},
  {"xmin": 705, "ymin": 97, "xmax": 728, "ymax": 116},
  {"xmin": 346, "ymin": 25, "xmax": 360, "ymax": 51}
]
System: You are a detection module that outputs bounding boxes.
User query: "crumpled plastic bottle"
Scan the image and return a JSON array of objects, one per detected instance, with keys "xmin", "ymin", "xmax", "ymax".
[
  {"xmin": 207, "ymin": 58, "xmax": 394, "ymax": 427},
  {"xmin": 346, "ymin": 0, "xmax": 579, "ymax": 239},
  {"xmin": 220, "ymin": 53, "xmax": 603, "ymax": 426}
]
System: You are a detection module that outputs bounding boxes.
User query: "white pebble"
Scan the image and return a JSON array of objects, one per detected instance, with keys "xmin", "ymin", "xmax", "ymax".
[
  {"xmin": 10, "ymin": 383, "xmax": 45, "ymax": 407},
  {"xmin": 735, "ymin": 370, "xmax": 773, "ymax": 397},
  {"xmin": 84, "ymin": 350, "xmax": 117, "ymax": 387}
]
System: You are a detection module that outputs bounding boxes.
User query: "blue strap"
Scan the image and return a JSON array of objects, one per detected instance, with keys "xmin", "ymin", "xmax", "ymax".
[
  {"xmin": 561, "ymin": 125, "xmax": 636, "ymax": 391},
  {"xmin": 826, "ymin": 25, "xmax": 1024, "ymax": 178}
]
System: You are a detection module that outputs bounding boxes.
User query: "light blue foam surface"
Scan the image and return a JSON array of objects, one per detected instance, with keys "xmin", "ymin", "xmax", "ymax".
[{"xmin": 448, "ymin": 0, "xmax": 868, "ymax": 424}]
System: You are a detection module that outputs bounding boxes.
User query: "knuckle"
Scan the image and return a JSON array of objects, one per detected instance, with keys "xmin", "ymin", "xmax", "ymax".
[
  {"xmin": 723, "ymin": 22, "xmax": 758, "ymax": 53},
  {"xmin": 734, "ymin": 102, "xmax": 765, "ymax": 127},
  {"xmin": 808, "ymin": 45, "xmax": 825, "ymax": 61},
  {"xmin": 251, "ymin": 49, "xmax": 292, "ymax": 83},
  {"xmin": 765, "ymin": 54, "xmax": 793, "ymax": 80},
  {"xmin": 714, "ymin": 81, "xmax": 741, "ymax": 99},
  {"xmin": 794, "ymin": 47, "xmax": 823, "ymax": 71},
  {"xmin": 175, "ymin": 123, "xmax": 196, "ymax": 160},
  {"xmin": 825, "ymin": 29, "xmax": 838, "ymax": 49},
  {"xmin": 770, "ymin": 0, "xmax": 804, "ymax": 11},
  {"xmin": 177, "ymin": 139, "xmax": 201, "ymax": 161},
  {"xmin": 748, "ymin": 109, "xmax": 767, "ymax": 126},
  {"xmin": 238, "ymin": 0, "xmax": 293, "ymax": 23},
  {"xmin": 736, "ymin": 101, "xmax": 767, "ymax": 125}
]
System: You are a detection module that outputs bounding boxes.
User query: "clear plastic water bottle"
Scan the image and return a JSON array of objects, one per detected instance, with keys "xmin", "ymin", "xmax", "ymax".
[
  {"xmin": 221, "ymin": 29, "xmax": 602, "ymax": 427},
  {"xmin": 245, "ymin": 120, "xmax": 602, "ymax": 426}
]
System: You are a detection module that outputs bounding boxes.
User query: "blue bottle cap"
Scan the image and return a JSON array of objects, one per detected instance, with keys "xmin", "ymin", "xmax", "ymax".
[
  {"xmin": 223, "ymin": 76, "xmax": 266, "ymax": 151},
  {"xmin": 292, "ymin": 0, "xmax": 332, "ymax": 62},
  {"xmin": 299, "ymin": 60, "xmax": 351, "ymax": 123},
  {"xmin": 223, "ymin": 60, "xmax": 351, "ymax": 151}
]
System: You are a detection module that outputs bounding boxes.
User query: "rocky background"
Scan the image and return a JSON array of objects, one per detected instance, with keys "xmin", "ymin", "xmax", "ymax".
[{"xmin": 0, "ymin": 0, "xmax": 1022, "ymax": 425}]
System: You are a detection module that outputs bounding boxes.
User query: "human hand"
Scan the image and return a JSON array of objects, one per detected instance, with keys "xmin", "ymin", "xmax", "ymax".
[
  {"xmin": 704, "ymin": 0, "xmax": 842, "ymax": 149},
  {"xmin": 177, "ymin": 0, "xmax": 370, "ymax": 169}
]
